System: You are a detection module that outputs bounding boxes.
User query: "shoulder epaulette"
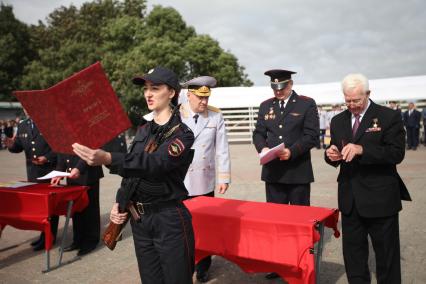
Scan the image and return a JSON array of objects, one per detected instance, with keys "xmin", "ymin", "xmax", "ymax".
[
  {"xmin": 19, "ymin": 118, "xmax": 29, "ymax": 125},
  {"xmin": 299, "ymin": 95, "xmax": 313, "ymax": 101},
  {"xmin": 207, "ymin": 105, "xmax": 221, "ymax": 113},
  {"xmin": 261, "ymin": 97, "xmax": 275, "ymax": 104},
  {"xmin": 180, "ymin": 123, "xmax": 194, "ymax": 134}
]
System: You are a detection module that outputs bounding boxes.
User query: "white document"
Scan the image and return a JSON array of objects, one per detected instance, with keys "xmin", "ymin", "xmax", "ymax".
[
  {"xmin": 259, "ymin": 143, "xmax": 285, "ymax": 165},
  {"xmin": 37, "ymin": 170, "xmax": 71, "ymax": 180}
]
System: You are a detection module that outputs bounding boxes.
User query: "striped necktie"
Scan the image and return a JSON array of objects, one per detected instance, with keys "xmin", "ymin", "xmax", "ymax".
[{"xmin": 352, "ymin": 114, "xmax": 360, "ymax": 137}]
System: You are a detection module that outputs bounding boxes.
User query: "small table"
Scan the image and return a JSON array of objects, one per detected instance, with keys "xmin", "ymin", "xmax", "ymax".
[
  {"xmin": 0, "ymin": 183, "xmax": 89, "ymax": 272},
  {"xmin": 184, "ymin": 197, "xmax": 340, "ymax": 284}
]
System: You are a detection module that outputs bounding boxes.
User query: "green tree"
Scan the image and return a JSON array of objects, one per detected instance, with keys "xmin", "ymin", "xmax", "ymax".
[
  {"xmin": 15, "ymin": 1, "xmax": 252, "ymax": 125},
  {"xmin": 0, "ymin": 3, "xmax": 35, "ymax": 101},
  {"xmin": 182, "ymin": 35, "xmax": 252, "ymax": 86}
]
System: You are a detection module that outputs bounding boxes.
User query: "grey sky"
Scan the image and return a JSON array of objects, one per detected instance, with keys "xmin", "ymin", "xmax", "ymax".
[{"xmin": 5, "ymin": 0, "xmax": 426, "ymax": 85}]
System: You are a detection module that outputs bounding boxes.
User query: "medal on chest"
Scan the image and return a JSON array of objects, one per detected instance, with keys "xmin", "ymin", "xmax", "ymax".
[{"xmin": 264, "ymin": 107, "xmax": 276, "ymax": 120}]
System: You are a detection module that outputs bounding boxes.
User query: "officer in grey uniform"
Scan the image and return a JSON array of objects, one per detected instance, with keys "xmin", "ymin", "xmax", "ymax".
[
  {"xmin": 6, "ymin": 116, "xmax": 58, "ymax": 251},
  {"xmin": 253, "ymin": 70, "xmax": 319, "ymax": 279},
  {"xmin": 180, "ymin": 76, "xmax": 231, "ymax": 283}
]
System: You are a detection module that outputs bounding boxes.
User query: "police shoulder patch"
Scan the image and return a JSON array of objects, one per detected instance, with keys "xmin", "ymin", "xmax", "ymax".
[
  {"xmin": 261, "ymin": 97, "xmax": 275, "ymax": 104},
  {"xmin": 299, "ymin": 95, "xmax": 313, "ymax": 101},
  {"xmin": 168, "ymin": 138, "xmax": 185, "ymax": 157},
  {"xmin": 207, "ymin": 105, "xmax": 221, "ymax": 113}
]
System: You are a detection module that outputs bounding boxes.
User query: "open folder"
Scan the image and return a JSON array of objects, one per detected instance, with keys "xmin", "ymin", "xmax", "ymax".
[
  {"xmin": 259, "ymin": 143, "xmax": 285, "ymax": 165},
  {"xmin": 14, "ymin": 62, "xmax": 131, "ymax": 154}
]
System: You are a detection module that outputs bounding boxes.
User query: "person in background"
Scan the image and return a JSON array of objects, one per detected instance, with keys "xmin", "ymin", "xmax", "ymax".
[
  {"xmin": 4, "ymin": 120, "xmax": 14, "ymax": 138},
  {"xmin": 179, "ymin": 75, "xmax": 231, "ymax": 283},
  {"xmin": 5, "ymin": 113, "xmax": 58, "ymax": 251},
  {"xmin": 318, "ymin": 105, "xmax": 327, "ymax": 149},
  {"xmin": 325, "ymin": 73, "xmax": 411, "ymax": 284},
  {"xmin": 403, "ymin": 102, "xmax": 421, "ymax": 150},
  {"xmin": 422, "ymin": 107, "xmax": 426, "ymax": 146},
  {"xmin": 51, "ymin": 155, "xmax": 103, "ymax": 256}
]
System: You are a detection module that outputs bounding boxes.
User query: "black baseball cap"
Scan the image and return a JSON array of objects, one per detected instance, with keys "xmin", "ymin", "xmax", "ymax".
[{"xmin": 132, "ymin": 66, "xmax": 180, "ymax": 92}]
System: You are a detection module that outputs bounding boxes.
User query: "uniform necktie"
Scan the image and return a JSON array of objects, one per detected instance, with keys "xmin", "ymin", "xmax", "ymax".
[
  {"xmin": 352, "ymin": 114, "xmax": 360, "ymax": 137},
  {"xmin": 193, "ymin": 114, "xmax": 199, "ymax": 124},
  {"xmin": 279, "ymin": 100, "xmax": 285, "ymax": 112}
]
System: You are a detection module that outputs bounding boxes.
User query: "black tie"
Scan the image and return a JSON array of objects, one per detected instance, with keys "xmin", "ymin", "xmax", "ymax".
[
  {"xmin": 280, "ymin": 100, "xmax": 285, "ymax": 112},
  {"xmin": 193, "ymin": 114, "xmax": 199, "ymax": 124}
]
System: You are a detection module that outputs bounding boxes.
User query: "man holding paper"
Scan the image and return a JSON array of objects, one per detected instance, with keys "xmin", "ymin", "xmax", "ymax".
[
  {"xmin": 253, "ymin": 69, "xmax": 319, "ymax": 207},
  {"xmin": 253, "ymin": 69, "xmax": 319, "ymax": 280}
]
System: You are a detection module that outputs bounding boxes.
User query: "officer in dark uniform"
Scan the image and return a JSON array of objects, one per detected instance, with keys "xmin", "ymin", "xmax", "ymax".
[
  {"xmin": 6, "ymin": 116, "xmax": 58, "ymax": 251},
  {"xmin": 253, "ymin": 69, "xmax": 319, "ymax": 279},
  {"xmin": 51, "ymin": 154, "xmax": 104, "ymax": 256},
  {"xmin": 72, "ymin": 67, "xmax": 195, "ymax": 284}
]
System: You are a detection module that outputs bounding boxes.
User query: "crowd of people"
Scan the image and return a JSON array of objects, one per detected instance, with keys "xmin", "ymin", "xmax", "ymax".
[
  {"xmin": 2, "ymin": 65, "xmax": 422, "ymax": 284},
  {"xmin": 0, "ymin": 117, "xmax": 20, "ymax": 149}
]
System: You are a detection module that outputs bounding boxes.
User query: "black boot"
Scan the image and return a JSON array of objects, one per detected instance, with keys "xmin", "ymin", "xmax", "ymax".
[
  {"xmin": 265, "ymin": 272, "xmax": 280, "ymax": 279},
  {"xmin": 30, "ymin": 233, "xmax": 44, "ymax": 246}
]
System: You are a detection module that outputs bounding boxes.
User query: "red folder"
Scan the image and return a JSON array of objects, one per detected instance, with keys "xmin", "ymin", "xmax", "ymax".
[{"xmin": 14, "ymin": 62, "xmax": 131, "ymax": 154}]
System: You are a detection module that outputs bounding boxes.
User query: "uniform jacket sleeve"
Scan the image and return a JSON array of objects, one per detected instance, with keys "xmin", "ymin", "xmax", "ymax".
[
  {"xmin": 7, "ymin": 125, "xmax": 24, "ymax": 153},
  {"xmin": 288, "ymin": 99, "xmax": 319, "ymax": 160},
  {"xmin": 215, "ymin": 112, "xmax": 231, "ymax": 184},
  {"xmin": 252, "ymin": 102, "xmax": 268, "ymax": 152}
]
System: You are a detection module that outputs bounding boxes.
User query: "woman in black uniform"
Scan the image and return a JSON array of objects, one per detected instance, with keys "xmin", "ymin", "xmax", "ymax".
[{"xmin": 72, "ymin": 67, "xmax": 195, "ymax": 284}]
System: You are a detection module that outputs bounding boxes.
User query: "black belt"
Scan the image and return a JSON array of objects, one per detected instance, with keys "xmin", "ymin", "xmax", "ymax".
[{"xmin": 132, "ymin": 200, "xmax": 180, "ymax": 215}]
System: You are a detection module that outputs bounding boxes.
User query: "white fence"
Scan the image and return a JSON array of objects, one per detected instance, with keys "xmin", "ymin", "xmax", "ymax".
[{"xmin": 222, "ymin": 100, "xmax": 426, "ymax": 143}]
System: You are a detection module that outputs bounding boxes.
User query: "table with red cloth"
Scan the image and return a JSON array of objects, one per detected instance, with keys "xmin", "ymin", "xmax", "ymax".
[
  {"xmin": 184, "ymin": 197, "xmax": 340, "ymax": 284},
  {"xmin": 0, "ymin": 183, "xmax": 89, "ymax": 271}
]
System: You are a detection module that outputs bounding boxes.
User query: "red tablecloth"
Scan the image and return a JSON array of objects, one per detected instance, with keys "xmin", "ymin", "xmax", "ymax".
[
  {"xmin": 184, "ymin": 197, "xmax": 340, "ymax": 284},
  {"xmin": 0, "ymin": 183, "xmax": 89, "ymax": 250}
]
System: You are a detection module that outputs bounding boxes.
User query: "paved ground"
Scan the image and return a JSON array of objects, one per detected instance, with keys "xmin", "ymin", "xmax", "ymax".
[{"xmin": 0, "ymin": 144, "xmax": 425, "ymax": 284}]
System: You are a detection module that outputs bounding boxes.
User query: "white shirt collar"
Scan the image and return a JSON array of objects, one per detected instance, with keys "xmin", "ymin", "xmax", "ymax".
[
  {"xmin": 352, "ymin": 99, "xmax": 371, "ymax": 121},
  {"xmin": 143, "ymin": 112, "xmax": 154, "ymax": 121}
]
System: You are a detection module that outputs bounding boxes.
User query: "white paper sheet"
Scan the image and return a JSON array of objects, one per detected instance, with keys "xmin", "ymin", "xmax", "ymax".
[
  {"xmin": 37, "ymin": 170, "xmax": 71, "ymax": 180},
  {"xmin": 259, "ymin": 143, "xmax": 285, "ymax": 165}
]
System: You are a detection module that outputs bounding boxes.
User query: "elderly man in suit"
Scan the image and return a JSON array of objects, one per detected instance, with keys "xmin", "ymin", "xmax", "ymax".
[
  {"xmin": 179, "ymin": 76, "xmax": 231, "ymax": 283},
  {"xmin": 325, "ymin": 73, "xmax": 411, "ymax": 284}
]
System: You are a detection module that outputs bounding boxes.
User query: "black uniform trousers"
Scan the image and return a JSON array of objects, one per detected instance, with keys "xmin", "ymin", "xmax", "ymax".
[
  {"xmin": 72, "ymin": 182, "xmax": 100, "ymax": 249},
  {"xmin": 130, "ymin": 202, "xmax": 195, "ymax": 284},
  {"xmin": 185, "ymin": 191, "xmax": 215, "ymax": 274},
  {"xmin": 265, "ymin": 183, "xmax": 311, "ymax": 205},
  {"xmin": 342, "ymin": 205, "xmax": 401, "ymax": 284},
  {"xmin": 406, "ymin": 126, "xmax": 419, "ymax": 148}
]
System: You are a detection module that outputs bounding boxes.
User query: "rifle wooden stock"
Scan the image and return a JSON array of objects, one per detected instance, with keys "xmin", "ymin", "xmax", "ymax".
[{"xmin": 102, "ymin": 213, "xmax": 129, "ymax": 251}]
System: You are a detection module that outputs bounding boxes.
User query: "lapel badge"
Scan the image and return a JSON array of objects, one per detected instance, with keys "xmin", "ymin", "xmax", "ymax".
[
  {"xmin": 366, "ymin": 118, "xmax": 381, "ymax": 132},
  {"xmin": 269, "ymin": 107, "xmax": 276, "ymax": 120},
  {"xmin": 265, "ymin": 107, "xmax": 275, "ymax": 120}
]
